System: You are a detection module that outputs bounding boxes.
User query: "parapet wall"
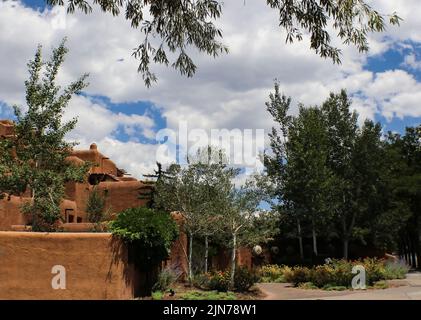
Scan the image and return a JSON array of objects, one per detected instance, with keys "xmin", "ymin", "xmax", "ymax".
[{"xmin": 0, "ymin": 232, "xmax": 136, "ymax": 300}]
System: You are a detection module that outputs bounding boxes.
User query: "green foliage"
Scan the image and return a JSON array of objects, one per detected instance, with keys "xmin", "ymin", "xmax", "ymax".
[
  {"xmin": 151, "ymin": 291, "xmax": 164, "ymax": 300},
  {"xmin": 257, "ymin": 264, "xmax": 289, "ymax": 283},
  {"xmin": 86, "ymin": 187, "xmax": 106, "ymax": 223},
  {"xmin": 283, "ymin": 259, "xmax": 409, "ymax": 289},
  {"xmin": 109, "ymin": 207, "xmax": 179, "ymax": 270},
  {"xmin": 298, "ymin": 282, "xmax": 318, "ymax": 290},
  {"xmin": 233, "ymin": 267, "xmax": 258, "ymax": 292},
  {"xmin": 284, "ymin": 266, "xmax": 311, "ymax": 286},
  {"xmin": 45, "ymin": 1, "xmax": 399, "ymax": 86},
  {"xmin": 383, "ymin": 261, "xmax": 410, "ymax": 280},
  {"xmin": 0, "ymin": 39, "xmax": 89, "ymax": 231},
  {"xmin": 372, "ymin": 280, "xmax": 389, "ymax": 290},
  {"xmin": 207, "ymin": 270, "xmax": 231, "ymax": 292},
  {"xmin": 180, "ymin": 290, "xmax": 236, "ymax": 300},
  {"xmin": 152, "ymin": 268, "xmax": 178, "ymax": 292}
]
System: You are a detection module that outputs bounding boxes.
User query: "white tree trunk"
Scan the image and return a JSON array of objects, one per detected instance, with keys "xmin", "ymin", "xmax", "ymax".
[
  {"xmin": 312, "ymin": 223, "xmax": 318, "ymax": 256},
  {"xmin": 204, "ymin": 235, "xmax": 209, "ymax": 274},
  {"xmin": 230, "ymin": 233, "xmax": 237, "ymax": 286},
  {"xmin": 188, "ymin": 233, "xmax": 193, "ymax": 283}
]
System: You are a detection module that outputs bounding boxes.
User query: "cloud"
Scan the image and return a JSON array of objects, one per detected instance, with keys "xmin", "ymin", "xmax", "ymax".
[{"xmin": 0, "ymin": 0, "xmax": 421, "ymax": 178}]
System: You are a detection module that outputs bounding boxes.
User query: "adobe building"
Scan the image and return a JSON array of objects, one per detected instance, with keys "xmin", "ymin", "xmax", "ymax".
[{"xmin": 0, "ymin": 119, "xmax": 150, "ymax": 230}]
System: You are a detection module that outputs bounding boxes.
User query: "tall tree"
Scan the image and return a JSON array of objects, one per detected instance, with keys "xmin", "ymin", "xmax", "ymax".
[
  {"xmin": 154, "ymin": 146, "xmax": 236, "ymax": 280},
  {"xmin": 216, "ymin": 177, "xmax": 279, "ymax": 285},
  {"xmin": 321, "ymin": 90, "xmax": 359, "ymax": 259},
  {"xmin": 284, "ymin": 106, "xmax": 334, "ymax": 257},
  {"xmin": 44, "ymin": 0, "xmax": 400, "ymax": 86},
  {"xmin": 0, "ymin": 40, "xmax": 89, "ymax": 231}
]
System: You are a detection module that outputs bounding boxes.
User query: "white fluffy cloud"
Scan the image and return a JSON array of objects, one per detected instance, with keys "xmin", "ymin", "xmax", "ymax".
[{"xmin": 1, "ymin": 1, "xmax": 421, "ymax": 178}]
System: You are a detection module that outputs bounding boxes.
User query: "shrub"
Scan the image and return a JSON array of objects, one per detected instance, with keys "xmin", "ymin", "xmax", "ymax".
[
  {"xmin": 258, "ymin": 264, "xmax": 288, "ymax": 283},
  {"xmin": 86, "ymin": 187, "xmax": 106, "ymax": 223},
  {"xmin": 311, "ymin": 265, "xmax": 334, "ymax": 288},
  {"xmin": 152, "ymin": 268, "xmax": 178, "ymax": 292},
  {"xmin": 151, "ymin": 291, "xmax": 164, "ymax": 300},
  {"xmin": 284, "ymin": 266, "xmax": 311, "ymax": 286},
  {"xmin": 383, "ymin": 260, "xmax": 410, "ymax": 280},
  {"xmin": 234, "ymin": 267, "xmax": 259, "ymax": 292},
  {"xmin": 109, "ymin": 207, "xmax": 179, "ymax": 271},
  {"xmin": 372, "ymin": 280, "xmax": 389, "ymax": 289},
  {"xmin": 298, "ymin": 282, "xmax": 318, "ymax": 290},
  {"xmin": 207, "ymin": 271, "xmax": 231, "ymax": 292},
  {"xmin": 192, "ymin": 273, "xmax": 211, "ymax": 290}
]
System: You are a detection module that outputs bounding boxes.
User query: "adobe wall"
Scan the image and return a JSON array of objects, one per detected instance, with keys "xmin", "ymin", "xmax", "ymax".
[
  {"xmin": 96, "ymin": 181, "xmax": 149, "ymax": 214},
  {"xmin": 0, "ymin": 232, "xmax": 136, "ymax": 300},
  {"xmin": 0, "ymin": 196, "xmax": 27, "ymax": 231}
]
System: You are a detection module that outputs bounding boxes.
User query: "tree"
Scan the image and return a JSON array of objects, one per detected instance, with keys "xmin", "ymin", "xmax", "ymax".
[
  {"xmin": 154, "ymin": 146, "xmax": 232, "ymax": 281},
  {"xmin": 0, "ymin": 40, "xmax": 90, "ymax": 231},
  {"xmin": 86, "ymin": 186, "xmax": 107, "ymax": 222},
  {"xmin": 284, "ymin": 106, "xmax": 334, "ymax": 257},
  {"xmin": 216, "ymin": 178, "xmax": 279, "ymax": 285},
  {"xmin": 382, "ymin": 126, "xmax": 421, "ymax": 268},
  {"xmin": 45, "ymin": 0, "xmax": 400, "ymax": 86}
]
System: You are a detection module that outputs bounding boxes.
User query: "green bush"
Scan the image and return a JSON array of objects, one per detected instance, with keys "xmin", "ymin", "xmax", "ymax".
[
  {"xmin": 282, "ymin": 258, "xmax": 408, "ymax": 290},
  {"xmin": 257, "ymin": 264, "xmax": 289, "ymax": 283},
  {"xmin": 298, "ymin": 282, "xmax": 318, "ymax": 290},
  {"xmin": 207, "ymin": 271, "xmax": 231, "ymax": 292},
  {"xmin": 86, "ymin": 187, "xmax": 106, "ymax": 223},
  {"xmin": 152, "ymin": 268, "xmax": 178, "ymax": 292},
  {"xmin": 383, "ymin": 260, "xmax": 410, "ymax": 280},
  {"xmin": 109, "ymin": 207, "xmax": 179, "ymax": 271},
  {"xmin": 151, "ymin": 291, "xmax": 164, "ymax": 300},
  {"xmin": 234, "ymin": 267, "xmax": 259, "ymax": 292},
  {"xmin": 192, "ymin": 273, "xmax": 211, "ymax": 290},
  {"xmin": 284, "ymin": 266, "xmax": 311, "ymax": 286}
]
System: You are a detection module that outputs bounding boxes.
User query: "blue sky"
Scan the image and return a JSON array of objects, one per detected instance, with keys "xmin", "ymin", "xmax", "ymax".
[{"xmin": 1, "ymin": 0, "xmax": 421, "ymax": 178}]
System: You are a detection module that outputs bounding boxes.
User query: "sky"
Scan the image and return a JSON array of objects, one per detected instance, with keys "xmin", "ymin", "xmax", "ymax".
[{"xmin": 0, "ymin": 0, "xmax": 421, "ymax": 179}]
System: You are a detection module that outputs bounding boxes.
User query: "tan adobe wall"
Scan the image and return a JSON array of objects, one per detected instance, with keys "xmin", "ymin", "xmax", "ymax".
[
  {"xmin": 96, "ymin": 181, "xmax": 149, "ymax": 214},
  {"xmin": 0, "ymin": 196, "xmax": 27, "ymax": 231},
  {"xmin": 0, "ymin": 232, "xmax": 136, "ymax": 300}
]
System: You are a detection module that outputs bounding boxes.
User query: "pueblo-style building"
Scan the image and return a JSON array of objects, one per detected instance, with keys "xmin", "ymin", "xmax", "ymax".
[{"xmin": 0, "ymin": 119, "xmax": 149, "ymax": 231}]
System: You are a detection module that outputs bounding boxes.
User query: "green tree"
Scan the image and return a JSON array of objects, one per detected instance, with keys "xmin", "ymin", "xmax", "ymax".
[
  {"xmin": 45, "ymin": 0, "xmax": 400, "ymax": 86},
  {"xmin": 284, "ymin": 106, "xmax": 334, "ymax": 257},
  {"xmin": 154, "ymin": 147, "xmax": 231, "ymax": 281},
  {"xmin": 86, "ymin": 186, "xmax": 107, "ymax": 222},
  {"xmin": 216, "ymin": 178, "xmax": 279, "ymax": 285},
  {"xmin": 382, "ymin": 126, "xmax": 421, "ymax": 267},
  {"xmin": 0, "ymin": 40, "xmax": 89, "ymax": 231}
]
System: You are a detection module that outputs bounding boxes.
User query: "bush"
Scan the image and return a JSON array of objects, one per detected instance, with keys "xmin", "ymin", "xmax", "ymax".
[
  {"xmin": 207, "ymin": 271, "xmax": 231, "ymax": 292},
  {"xmin": 86, "ymin": 187, "xmax": 106, "ymax": 223},
  {"xmin": 152, "ymin": 268, "xmax": 178, "ymax": 292},
  {"xmin": 298, "ymin": 282, "xmax": 318, "ymax": 290},
  {"xmin": 257, "ymin": 264, "xmax": 289, "ymax": 283},
  {"xmin": 234, "ymin": 267, "xmax": 259, "ymax": 292},
  {"xmin": 284, "ymin": 266, "xmax": 311, "ymax": 286},
  {"xmin": 383, "ymin": 260, "xmax": 410, "ymax": 280},
  {"xmin": 151, "ymin": 291, "xmax": 164, "ymax": 300},
  {"xmin": 109, "ymin": 207, "xmax": 179, "ymax": 271},
  {"xmin": 192, "ymin": 273, "xmax": 211, "ymax": 290}
]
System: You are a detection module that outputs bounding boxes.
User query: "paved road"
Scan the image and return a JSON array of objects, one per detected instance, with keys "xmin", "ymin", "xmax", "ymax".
[{"xmin": 257, "ymin": 273, "xmax": 421, "ymax": 300}]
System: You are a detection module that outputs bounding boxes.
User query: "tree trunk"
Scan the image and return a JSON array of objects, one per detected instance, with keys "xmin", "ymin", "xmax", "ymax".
[
  {"xmin": 188, "ymin": 233, "xmax": 193, "ymax": 283},
  {"xmin": 297, "ymin": 219, "xmax": 304, "ymax": 260},
  {"xmin": 312, "ymin": 221, "xmax": 318, "ymax": 256},
  {"xmin": 230, "ymin": 233, "xmax": 237, "ymax": 286},
  {"xmin": 343, "ymin": 238, "xmax": 349, "ymax": 261},
  {"xmin": 204, "ymin": 235, "xmax": 209, "ymax": 274}
]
